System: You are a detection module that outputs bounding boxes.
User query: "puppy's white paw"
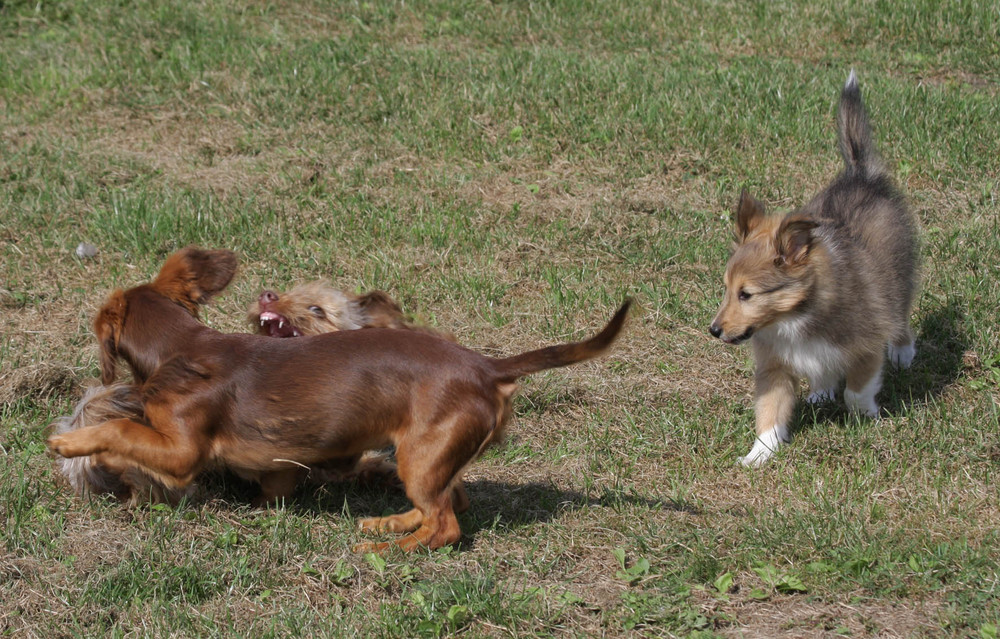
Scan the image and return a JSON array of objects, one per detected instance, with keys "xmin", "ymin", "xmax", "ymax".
[
  {"xmin": 888, "ymin": 341, "xmax": 916, "ymax": 369},
  {"xmin": 844, "ymin": 367, "xmax": 883, "ymax": 418},
  {"xmin": 843, "ymin": 388, "xmax": 880, "ymax": 418},
  {"xmin": 740, "ymin": 425, "xmax": 788, "ymax": 467},
  {"xmin": 806, "ymin": 388, "xmax": 836, "ymax": 404}
]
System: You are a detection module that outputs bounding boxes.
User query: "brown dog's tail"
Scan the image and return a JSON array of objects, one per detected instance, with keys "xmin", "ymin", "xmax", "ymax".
[{"xmin": 491, "ymin": 300, "xmax": 630, "ymax": 381}]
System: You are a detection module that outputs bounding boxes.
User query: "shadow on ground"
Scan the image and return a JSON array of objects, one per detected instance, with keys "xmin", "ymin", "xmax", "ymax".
[
  {"xmin": 194, "ymin": 469, "xmax": 693, "ymax": 550},
  {"xmin": 789, "ymin": 297, "xmax": 967, "ymax": 436}
]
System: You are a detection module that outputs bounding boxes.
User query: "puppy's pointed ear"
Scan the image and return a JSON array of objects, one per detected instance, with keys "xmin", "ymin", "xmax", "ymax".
[
  {"xmin": 94, "ymin": 290, "xmax": 126, "ymax": 384},
  {"xmin": 153, "ymin": 247, "xmax": 238, "ymax": 309},
  {"xmin": 734, "ymin": 190, "xmax": 766, "ymax": 242},
  {"xmin": 356, "ymin": 290, "xmax": 407, "ymax": 329},
  {"xmin": 775, "ymin": 214, "xmax": 819, "ymax": 266}
]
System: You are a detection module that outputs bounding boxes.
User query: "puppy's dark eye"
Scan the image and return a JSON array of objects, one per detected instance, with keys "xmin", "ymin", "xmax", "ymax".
[
  {"xmin": 738, "ymin": 289, "xmax": 752, "ymax": 302},
  {"xmin": 308, "ymin": 305, "xmax": 326, "ymax": 318}
]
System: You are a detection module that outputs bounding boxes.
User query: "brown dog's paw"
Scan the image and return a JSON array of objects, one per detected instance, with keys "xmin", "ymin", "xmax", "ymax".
[
  {"xmin": 358, "ymin": 509, "xmax": 423, "ymax": 535},
  {"xmin": 357, "ymin": 516, "xmax": 386, "ymax": 534},
  {"xmin": 354, "ymin": 532, "xmax": 434, "ymax": 553},
  {"xmin": 47, "ymin": 432, "xmax": 97, "ymax": 458},
  {"xmin": 47, "ymin": 433, "xmax": 70, "ymax": 456},
  {"xmin": 352, "ymin": 540, "xmax": 395, "ymax": 554}
]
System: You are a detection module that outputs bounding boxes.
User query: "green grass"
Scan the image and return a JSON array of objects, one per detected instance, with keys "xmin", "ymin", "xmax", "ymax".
[{"xmin": 2, "ymin": 0, "xmax": 999, "ymax": 636}]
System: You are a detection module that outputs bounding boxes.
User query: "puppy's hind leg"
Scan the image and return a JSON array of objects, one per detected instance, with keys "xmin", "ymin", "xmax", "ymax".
[
  {"xmin": 253, "ymin": 468, "xmax": 304, "ymax": 508},
  {"xmin": 806, "ymin": 371, "xmax": 840, "ymax": 405}
]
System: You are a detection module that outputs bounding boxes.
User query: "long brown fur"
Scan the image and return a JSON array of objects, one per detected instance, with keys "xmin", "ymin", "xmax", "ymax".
[
  {"xmin": 49, "ymin": 247, "xmax": 629, "ymax": 552},
  {"xmin": 56, "ymin": 281, "xmax": 427, "ymax": 504},
  {"xmin": 709, "ymin": 72, "xmax": 918, "ymax": 466},
  {"xmin": 53, "ymin": 382, "xmax": 194, "ymax": 505}
]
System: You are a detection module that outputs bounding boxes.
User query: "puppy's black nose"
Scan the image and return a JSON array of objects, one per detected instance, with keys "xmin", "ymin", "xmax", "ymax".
[{"xmin": 709, "ymin": 323, "xmax": 722, "ymax": 338}]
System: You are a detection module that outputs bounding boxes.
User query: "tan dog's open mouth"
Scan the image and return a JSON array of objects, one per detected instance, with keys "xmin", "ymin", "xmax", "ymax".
[{"xmin": 257, "ymin": 310, "xmax": 303, "ymax": 338}]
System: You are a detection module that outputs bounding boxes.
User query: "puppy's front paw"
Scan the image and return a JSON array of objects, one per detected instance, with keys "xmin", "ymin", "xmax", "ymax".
[
  {"xmin": 739, "ymin": 426, "xmax": 788, "ymax": 467},
  {"xmin": 740, "ymin": 447, "xmax": 774, "ymax": 468},
  {"xmin": 843, "ymin": 388, "xmax": 880, "ymax": 418},
  {"xmin": 888, "ymin": 342, "xmax": 916, "ymax": 369}
]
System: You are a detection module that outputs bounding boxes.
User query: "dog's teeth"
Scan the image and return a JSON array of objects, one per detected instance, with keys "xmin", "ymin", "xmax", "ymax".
[
  {"xmin": 279, "ymin": 321, "xmax": 284, "ymax": 329},
  {"xmin": 260, "ymin": 319, "xmax": 265, "ymax": 326}
]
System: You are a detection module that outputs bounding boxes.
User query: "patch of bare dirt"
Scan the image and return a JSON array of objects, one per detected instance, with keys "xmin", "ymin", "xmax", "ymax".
[
  {"xmin": 703, "ymin": 591, "xmax": 944, "ymax": 638},
  {"xmin": 0, "ymin": 363, "xmax": 78, "ymax": 407},
  {"xmin": 82, "ymin": 107, "xmax": 288, "ymax": 196},
  {"xmin": 914, "ymin": 69, "xmax": 997, "ymax": 91}
]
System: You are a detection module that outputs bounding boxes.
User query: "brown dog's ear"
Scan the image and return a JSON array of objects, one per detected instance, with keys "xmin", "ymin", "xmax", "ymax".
[
  {"xmin": 775, "ymin": 214, "xmax": 819, "ymax": 266},
  {"xmin": 94, "ymin": 290, "xmax": 126, "ymax": 384},
  {"xmin": 734, "ymin": 190, "xmax": 767, "ymax": 241},
  {"xmin": 356, "ymin": 290, "xmax": 407, "ymax": 328},
  {"xmin": 153, "ymin": 247, "xmax": 238, "ymax": 310}
]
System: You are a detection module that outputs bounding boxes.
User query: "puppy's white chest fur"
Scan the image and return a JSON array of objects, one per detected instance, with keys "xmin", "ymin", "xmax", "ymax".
[{"xmin": 759, "ymin": 318, "xmax": 845, "ymax": 382}]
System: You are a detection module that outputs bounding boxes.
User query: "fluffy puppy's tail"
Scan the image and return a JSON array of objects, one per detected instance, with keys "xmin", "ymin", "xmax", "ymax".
[
  {"xmin": 837, "ymin": 70, "xmax": 887, "ymax": 182},
  {"xmin": 53, "ymin": 382, "xmax": 190, "ymax": 505},
  {"xmin": 490, "ymin": 300, "xmax": 630, "ymax": 381}
]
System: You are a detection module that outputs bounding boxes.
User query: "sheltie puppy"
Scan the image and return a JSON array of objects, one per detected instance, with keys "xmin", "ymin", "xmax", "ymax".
[{"xmin": 710, "ymin": 71, "xmax": 918, "ymax": 466}]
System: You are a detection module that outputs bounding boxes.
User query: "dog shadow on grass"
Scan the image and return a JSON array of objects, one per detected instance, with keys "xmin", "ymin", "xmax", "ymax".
[
  {"xmin": 462, "ymin": 478, "xmax": 697, "ymax": 534},
  {"xmin": 789, "ymin": 298, "xmax": 968, "ymax": 435},
  {"xmin": 203, "ymin": 474, "xmax": 695, "ymax": 550},
  {"xmin": 883, "ymin": 299, "xmax": 968, "ymax": 410}
]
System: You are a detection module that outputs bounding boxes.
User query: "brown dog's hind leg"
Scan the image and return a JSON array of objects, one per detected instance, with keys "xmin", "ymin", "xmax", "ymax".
[
  {"xmin": 358, "ymin": 483, "xmax": 468, "ymax": 538},
  {"xmin": 358, "ymin": 507, "xmax": 424, "ymax": 535},
  {"xmin": 354, "ymin": 410, "xmax": 492, "ymax": 553},
  {"xmin": 354, "ymin": 493, "xmax": 461, "ymax": 554},
  {"xmin": 355, "ymin": 478, "xmax": 468, "ymax": 535},
  {"xmin": 394, "ymin": 493, "xmax": 462, "ymax": 553}
]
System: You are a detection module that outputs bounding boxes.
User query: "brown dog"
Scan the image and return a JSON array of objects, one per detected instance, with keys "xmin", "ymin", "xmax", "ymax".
[
  {"xmin": 49, "ymin": 248, "xmax": 629, "ymax": 552},
  {"xmin": 55, "ymin": 282, "xmax": 432, "ymax": 504}
]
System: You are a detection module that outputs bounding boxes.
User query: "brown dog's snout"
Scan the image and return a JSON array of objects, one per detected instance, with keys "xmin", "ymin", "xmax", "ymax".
[{"xmin": 709, "ymin": 323, "xmax": 723, "ymax": 338}]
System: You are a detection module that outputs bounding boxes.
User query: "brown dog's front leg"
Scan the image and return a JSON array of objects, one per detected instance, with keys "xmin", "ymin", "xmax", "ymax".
[
  {"xmin": 48, "ymin": 418, "xmax": 202, "ymax": 487},
  {"xmin": 452, "ymin": 482, "xmax": 470, "ymax": 514},
  {"xmin": 253, "ymin": 469, "xmax": 303, "ymax": 507}
]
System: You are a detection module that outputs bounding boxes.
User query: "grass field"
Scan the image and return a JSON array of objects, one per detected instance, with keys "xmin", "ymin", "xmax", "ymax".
[{"xmin": 2, "ymin": 0, "xmax": 999, "ymax": 636}]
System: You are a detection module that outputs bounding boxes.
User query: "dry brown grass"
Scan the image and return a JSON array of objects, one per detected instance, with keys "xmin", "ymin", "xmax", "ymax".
[{"xmin": 3, "ymin": 1, "xmax": 999, "ymax": 635}]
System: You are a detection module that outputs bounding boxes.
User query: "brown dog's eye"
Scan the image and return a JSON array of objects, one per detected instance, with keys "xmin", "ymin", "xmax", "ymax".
[
  {"xmin": 738, "ymin": 289, "xmax": 752, "ymax": 302},
  {"xmin": 308, "ymin": 305, "xmax": 326, "ymax": 318}
]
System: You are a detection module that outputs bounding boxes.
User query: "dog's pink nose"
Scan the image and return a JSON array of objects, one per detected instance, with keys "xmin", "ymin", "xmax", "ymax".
[{"xmin": 259, "ymin": 290, "xmax": 279, "ymax": 305}]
